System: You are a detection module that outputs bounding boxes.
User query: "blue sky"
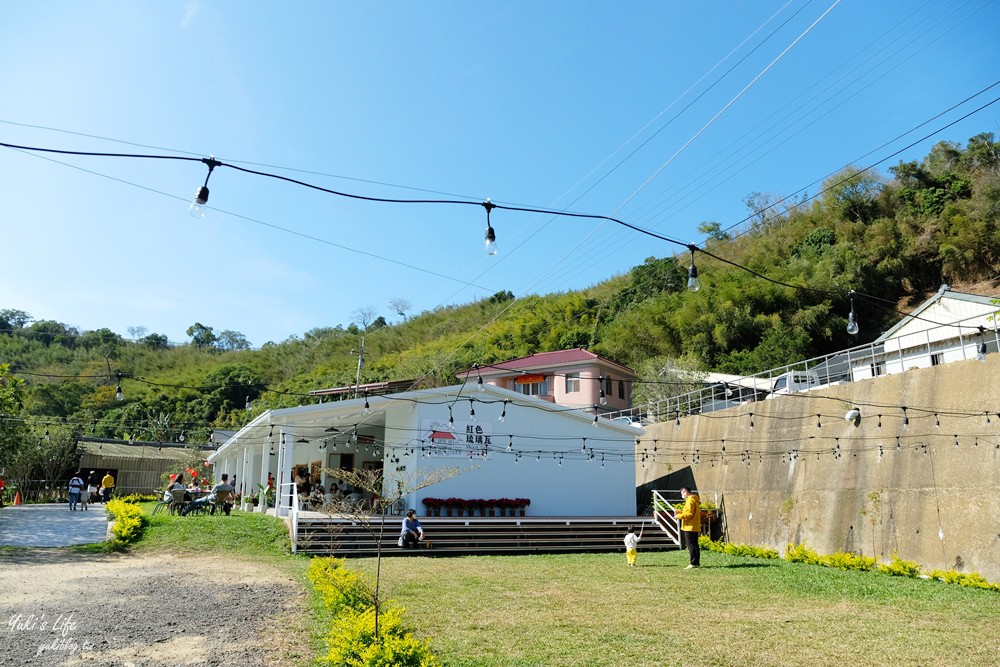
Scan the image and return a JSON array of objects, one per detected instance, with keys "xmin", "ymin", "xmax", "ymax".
[{"xmin": 1, "ymin": 1, "xmax": 997, "ymax": 347}]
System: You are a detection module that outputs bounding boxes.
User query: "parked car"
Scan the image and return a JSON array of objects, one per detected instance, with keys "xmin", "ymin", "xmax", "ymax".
[{"xmin": 611, "ymin": 416, "xmax": 644, "ymax": 428}]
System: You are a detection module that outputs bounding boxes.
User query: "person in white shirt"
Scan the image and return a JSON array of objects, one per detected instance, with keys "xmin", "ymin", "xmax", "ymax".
[
  {"xmin": 624, "ymin": 524, "xmax": 643, "ymax": 567},
  {"xmin": 67, "ymin": 472, "xmax": 85, "ymax": 512}
]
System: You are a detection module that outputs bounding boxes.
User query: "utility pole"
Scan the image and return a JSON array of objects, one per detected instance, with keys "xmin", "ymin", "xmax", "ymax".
[{"xmin": 353, "ymin": 336, "xmax": 365, "ymax": 399}]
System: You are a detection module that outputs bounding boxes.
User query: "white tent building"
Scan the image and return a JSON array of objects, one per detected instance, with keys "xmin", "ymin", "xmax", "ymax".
[{"xmin": 208, "ymin": 384, "xmax": 642, "ymax": 517}]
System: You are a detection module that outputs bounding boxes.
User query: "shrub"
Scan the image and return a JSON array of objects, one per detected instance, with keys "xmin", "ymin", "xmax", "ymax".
[
  {"xmin": 879, "ymin": 553, "xmax": 922, "ymax": 578},
  {"xmin": 700, "ymin": 537, "xmax": 779, "ymax": 559},
  {"xmin": 821, "ymin": 551, "xmax": 877, "ymax": 572},
  {"xmin": 321, "ymin": 606, "xmax": 442, "ymax": 667},
  {"xmin": 105, "ymin": 498, "xmax": 147, "ymax": 544},
  {"xmin": 307, "ymin": 557, "xmax": 372, "ymax": 614},
  {"xmin": 929, "ymin": 569, "xmax": 1000, "ymax": 592},
  {"xmin": 116, "ymin": 492, "xmax": 158, "ymax": 503},
  {"xmin": 785, "ymin": 542, "xmax": 822, "ymax": 565}
]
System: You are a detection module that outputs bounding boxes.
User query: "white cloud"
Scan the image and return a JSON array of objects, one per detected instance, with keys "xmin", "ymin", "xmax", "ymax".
[{"xmin": 181, "ymin": 1, "xmax": 200, "ymax": 29}]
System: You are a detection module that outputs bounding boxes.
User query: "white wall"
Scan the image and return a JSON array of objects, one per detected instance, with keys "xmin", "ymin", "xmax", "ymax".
[{"xmin": 385, "ymin": 393, "xmax": 637, "ymax": 516}]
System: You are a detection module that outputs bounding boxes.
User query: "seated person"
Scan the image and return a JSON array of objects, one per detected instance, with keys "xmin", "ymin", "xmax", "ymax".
[
  {"xmin": 308, "ymin": 485, "xmax": 326, "ymax": 508},
  {"xmin": 400, "ymin": 509, "xmax": 425, "ymax": 548},
  {"xmin": 324, "ymin": 483, "xmax": 341, "ymax": 504},
  {"xmin": 187, "ymin": 480, "xmax": 202, "ymax": 495},
  {"xmin": 182, "ymin": 474, "xmax": 234, "ymax": 516}
]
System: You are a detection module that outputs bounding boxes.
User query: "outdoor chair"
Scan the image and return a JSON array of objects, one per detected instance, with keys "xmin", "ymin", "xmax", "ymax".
[
  {"xmin": 169, "ymin": 488, "xmax": 187, "ymax": 515},
  {"xmin": 151, "ymin": 490, "xmax": 172, "ymax": 516},
  {"xmin": 212, "ymin": 489, "xmax": 233, "ymax": 516}
]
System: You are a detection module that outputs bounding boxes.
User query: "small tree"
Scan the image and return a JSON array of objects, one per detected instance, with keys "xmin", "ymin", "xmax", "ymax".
[
  {"xmin": 352, "ymin": 306, "xmax": 379, "ymax": 332},
  {"xmin": 323, "ymin": 466, "xmax": 464, "ymax": 640},
  {"xmin": 388, "ymin": 298, "xmax": 412, "ymax": 322}
]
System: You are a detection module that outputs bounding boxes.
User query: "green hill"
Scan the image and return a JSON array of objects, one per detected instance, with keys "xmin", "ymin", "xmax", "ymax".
[{"xmin": 2, "ymin": 132, "xmax": 998, "ymax": 449}]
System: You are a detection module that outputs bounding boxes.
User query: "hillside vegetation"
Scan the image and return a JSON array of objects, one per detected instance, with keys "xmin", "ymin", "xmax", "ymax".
[{"xmin": 2, "ymin": 133, "xmax": 998, "ymax": 455}]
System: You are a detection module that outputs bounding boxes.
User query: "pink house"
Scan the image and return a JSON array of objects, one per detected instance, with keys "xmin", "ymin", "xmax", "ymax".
[{"xmin": 457, "ymin": 348, "xmax": 637, "ymax": 414}]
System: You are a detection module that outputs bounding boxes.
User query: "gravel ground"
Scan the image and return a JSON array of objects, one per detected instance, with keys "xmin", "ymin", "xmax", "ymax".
[{"xmin": 0, "ymin": 549, "xmax": 307, "ymax": 667}]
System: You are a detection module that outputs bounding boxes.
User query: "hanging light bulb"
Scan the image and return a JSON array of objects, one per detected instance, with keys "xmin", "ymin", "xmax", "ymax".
[
  {"xmin": 448, "ymin": 405, "xmax": 455, "ymax": 430},
  {"xmin": 499, "ymin": 400, "xmax": 507, "ymax": 423},
  {"xmin": 115, "ymin": 372, "xmax": 124, "ymax": 402},
  {"xmin": 483, "ymin": 199, "xmax": 498, "ymax": 255},
  {"xmin": 846, "ymin": 290, "xmax": 859, "ymax": 335},
  {"xmin": 976, "ymin": 326, "xmax": 987, "ymax": 361},
  {"xmin": 364, "ymin": 396, "xmax": 371, "ymax": 415},
  {"xmin": 901, "ymin": 406, "xmax": 909, "ymax": 429},
  {"xmin": 686, "ymin": 246, "xmax": 700, "ymax": 292},
  {"xmin": 245, "ymin": 395, "xmax": 252, "ymax": 410},
  {"xmin": 178, "ymin": 431, "xmax": 186, "ymax": 443},
  {"xmin": 44, "ymin": 426, "xmax": 50, "ymax": 441},
  {"xmin": 189, "ymin": 157, "xmax": 220, "ymax": 218},
  {"xmin": 592, "ymin": 413, "xmax": 599, "ymax": 427},
  {"xmin": 934, "ymin": 414, "xmax": 940, "ymax": 429},
  {"xmin": 477, "ymin": 375, "xmax": 485, "ymax": 392},
  {"xmin": 469, "ymin": 399, "xmax": 476, "ymax": 421}
]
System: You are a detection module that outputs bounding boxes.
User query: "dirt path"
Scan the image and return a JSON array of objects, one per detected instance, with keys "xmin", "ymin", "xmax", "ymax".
[{"xmin": 0, "ymin": 549, "xmax": 308, "ymax": 667}]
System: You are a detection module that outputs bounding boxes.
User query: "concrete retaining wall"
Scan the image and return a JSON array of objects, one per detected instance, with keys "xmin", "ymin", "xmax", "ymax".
[{"xmin": 638, "ymin": 355, "xmax": 1000, "ymax": 580}]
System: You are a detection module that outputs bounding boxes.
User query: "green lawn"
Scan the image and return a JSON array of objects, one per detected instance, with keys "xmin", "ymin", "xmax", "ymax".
[
  {"xmin": 124, "ymin": 508, "xmax": 1000, "ymax": 666},
  {"xmin": 351, "ymin": 550, "xmax": 1000, "ymax": 667}
]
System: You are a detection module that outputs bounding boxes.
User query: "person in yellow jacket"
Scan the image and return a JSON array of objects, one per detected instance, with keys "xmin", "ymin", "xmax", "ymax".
[
  {"xmin": 101, "ymin": 471, "xmax": 115, "ymax": 503},
  {"xmin": 676, "ymin": 487, "xmax": 701, "ymax": 568}
]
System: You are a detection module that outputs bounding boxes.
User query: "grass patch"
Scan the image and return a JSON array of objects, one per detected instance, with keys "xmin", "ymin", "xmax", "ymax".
[
  {"xmin": 130, "ymin": 503, "xmax": 298, "ymax": 564},
  {"xmin": 352, "ymin": 549, "xmax": 1000, "ymax": 667}
]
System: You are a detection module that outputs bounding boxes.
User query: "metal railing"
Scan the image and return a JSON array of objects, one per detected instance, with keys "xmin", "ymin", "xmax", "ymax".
[
  {"xmin": 651, "ymin": 490, "xmax": 681, "ymax": 545},
  {"xmin": 609, "ymin": 312, "xmax": 999, "ymax": 424},
  {"xmin": 281, "ymin": 482, "xmax": 300, "ymax": 553}
]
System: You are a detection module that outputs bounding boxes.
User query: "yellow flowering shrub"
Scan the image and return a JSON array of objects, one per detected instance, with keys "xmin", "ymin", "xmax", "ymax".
[
  {"xmin": 307, "ymin": 557, "xmax": 372, "ymax": 614},
  {"xmin": 321, "ymin": 606, "xmax": 442, "ymax": 667},
  {"xmin": 105, "ymin": 498, "xmax": 146, "ymax": 544}
]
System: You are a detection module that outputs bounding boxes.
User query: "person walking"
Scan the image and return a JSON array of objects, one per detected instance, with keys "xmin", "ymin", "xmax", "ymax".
[
  {"xmin": 68, "ymin": 472, "xmax": 85, "ymax": 511},
  {"xmin": 624, "ymin": 524, "xmax": 644, "ymax": 566},
  {"xmin": 101, "ymin": 471, "xmax": 115, "ymax": 503},
  {"xmin": 85, "ymin": 471, "xmax": 99, "ymax": 506},
  {"xmin": 676, "ymin": 487, "xmax": 701, "ymax": 569}
]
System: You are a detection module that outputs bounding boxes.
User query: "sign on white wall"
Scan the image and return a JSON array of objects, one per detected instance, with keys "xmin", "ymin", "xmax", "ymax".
[{"xmin": 420, "ymin": 419, "xmax": 492, "ymax": 459}]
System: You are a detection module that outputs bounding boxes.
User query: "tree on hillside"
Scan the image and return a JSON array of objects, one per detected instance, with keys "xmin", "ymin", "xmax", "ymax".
[
  {"xmin": 0, "ymin": 309, "xmax": 32, "ymax": 331},
  {"xmin": 29, "ymin": 320, "xmax": 78, "ymax": 347},
  {"xmin": 697, "ymin": 220, "xmax": 730, "ymax": 241},
  {"xmin": 127, "ymin": 326, "xmax": 148, "ymax": 340},
  {"xmin": 186, "ymin": 322, "xmax": 218, "ymax": 348},
  {"xmin": 352, "ymin": 306, "xmax": 379, "ymax": 331},
  {"xmin": 389, "ymin": 298, "xmax": 412, "ymax": 322},
  {"xmin": 0, "ymin": 365, "xmax": 29, "ymax": 478},
  {"xmin": 140, "ymin": 333, "xmax": 170, "ymax": 349},
  {"xmin": 217, "ymin": 329, "xmax": 252, "ymax": 351},
  {"xmin": 78, "ymin": 328, "xmax": 125, "ymax": 352}
]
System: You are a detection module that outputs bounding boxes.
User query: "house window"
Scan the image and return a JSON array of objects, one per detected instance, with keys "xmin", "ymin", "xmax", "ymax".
[
  {"xmin": 565, "ymin": 373, "xmax": 580, "ymax": 393},
  {"xmin": 604, "ymin": 377, "xmax": 613, "ymax": 396},
  {"xmin": 870, "ymin": 361, "xmax": 886, "ymax": 377},
  {"xmin": 517, "ymin": 379, "xmax": 546, "ymax": 396},
  {"xmin": 618, "ymin": 380, "xmax": 625, "ymax": 400},
  {"xmin": 931, "ymin": 353, "xmax": 944, "ymax": 366}
]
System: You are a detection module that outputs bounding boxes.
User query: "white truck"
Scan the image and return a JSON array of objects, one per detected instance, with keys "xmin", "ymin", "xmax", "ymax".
[{"xmin": 765, "ymin": 370, "xmax": 821, "ymax": 399}]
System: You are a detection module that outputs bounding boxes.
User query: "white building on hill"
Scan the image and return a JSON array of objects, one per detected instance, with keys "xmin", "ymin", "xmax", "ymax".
[{"xmin": 208, "ymin": 384, "xmax": 642, "ymax": 517}]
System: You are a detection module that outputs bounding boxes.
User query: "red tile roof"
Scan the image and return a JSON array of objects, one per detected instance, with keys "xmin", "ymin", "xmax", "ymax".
[{"xmin": 458, "ymin": 348, "xmax": 636, "ymax": 378}]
